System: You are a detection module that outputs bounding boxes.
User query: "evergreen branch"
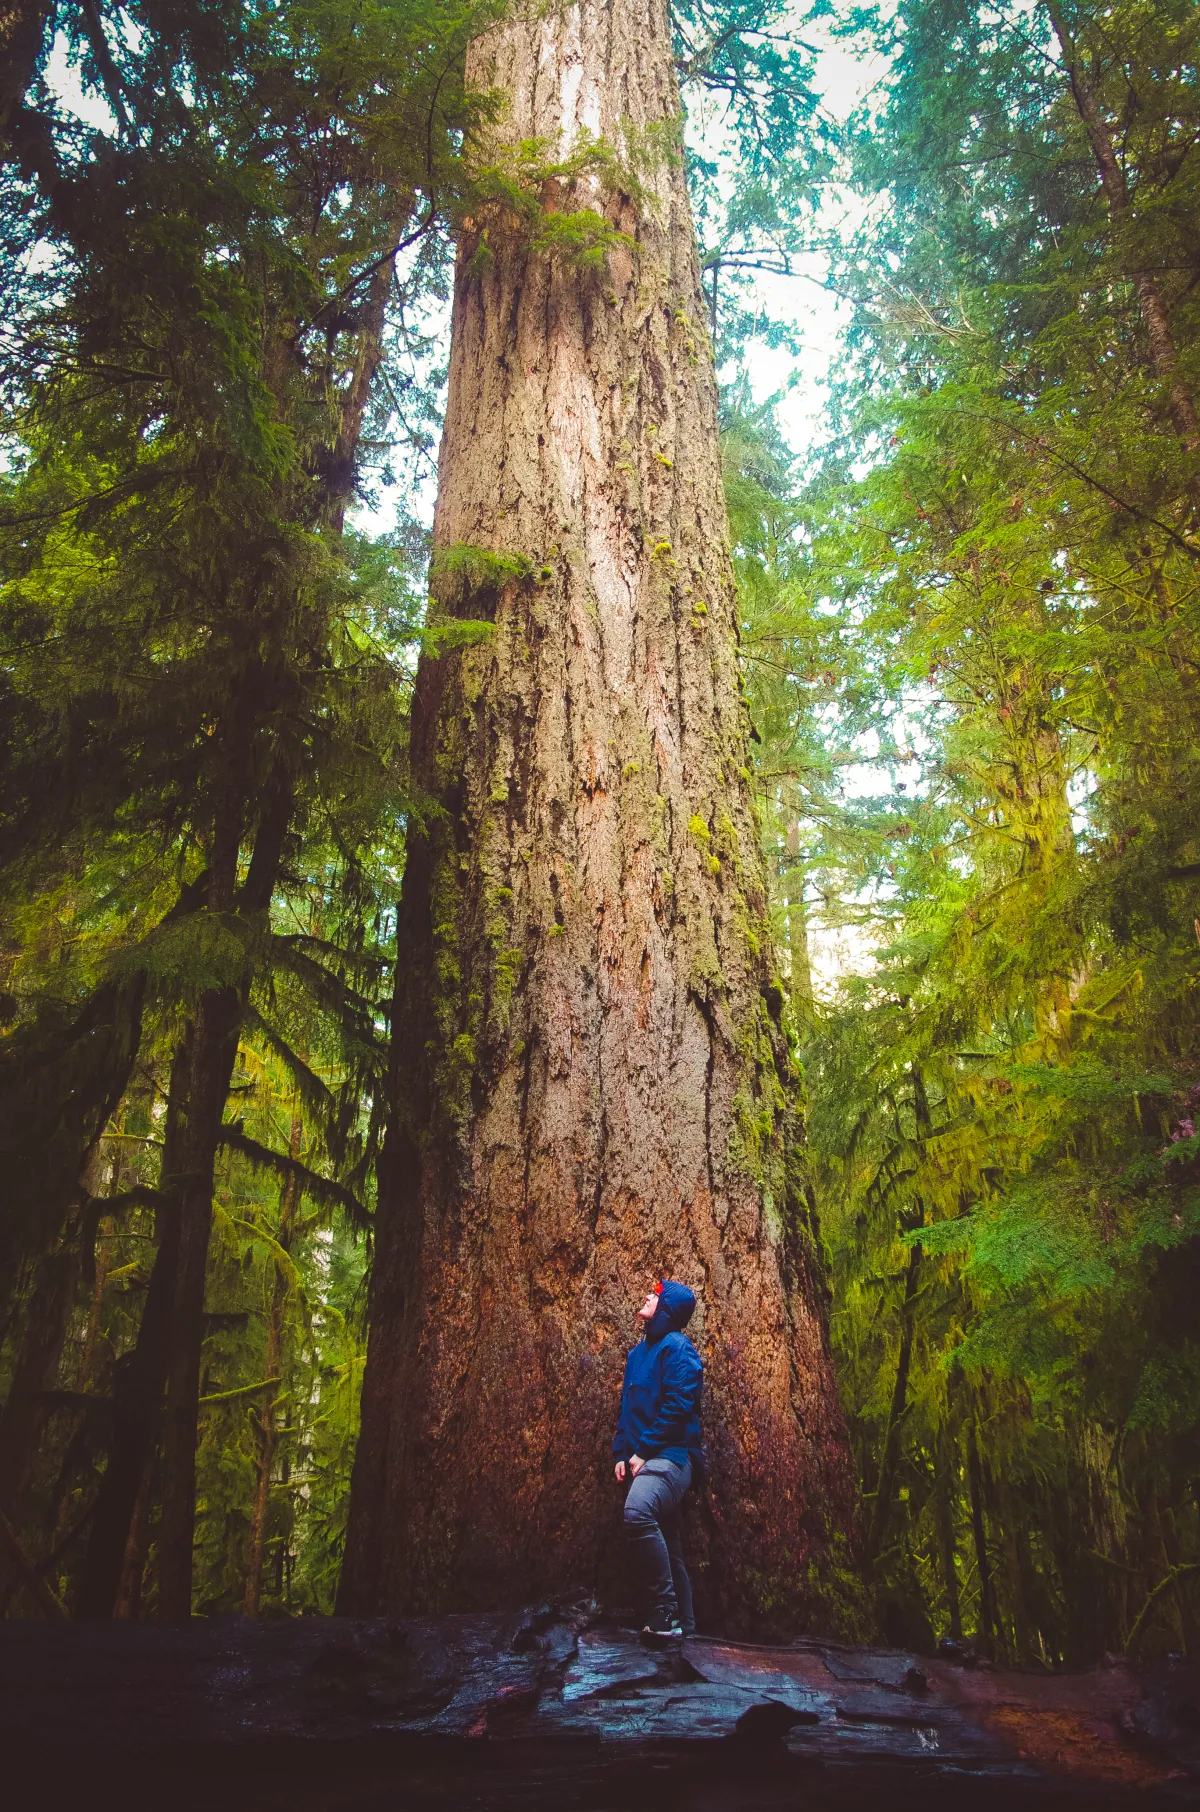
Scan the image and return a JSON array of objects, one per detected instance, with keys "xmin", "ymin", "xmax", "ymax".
[
  {"xmin": 82, "ymin": 1184, "xmax": 165, "ymax": 1216},
  {"xmin": 216, "ymin": 1124, "xmax": 368, "ymax": 1225},
  {"xmin": 276, "ymin": 930, "xmax": 389, "ymax": 975},
  {"xmin": 268, "ymin": 936, "xmax": 382, "ymax": 1028},
  {"xmin": 1087, "ymin": 1549, "xmax": 1140, "ymax": 1575},
  {"xmin": 78, "ymin": 0, "xmax": 133, "ymax": 137},
  {"xmin": 241, "ymin": 1004, "xmax": 335, "ymax": 1119},
  {"xmin": 936, "ymin": 404, "xmax": 1200, "ymax": 561}
]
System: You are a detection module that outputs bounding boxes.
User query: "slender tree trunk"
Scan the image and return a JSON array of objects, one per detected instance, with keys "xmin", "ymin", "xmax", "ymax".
[
  {"xmin": 865, "ymin": 1076, "xmax": 932, "ymax": 1562},
  {"xmin": 934, "ymin": 1444, "xmax": 962, "ymax": 1640},
  {"xmin": 138, "ymin": 181, "xmax": 379, "ymax": 1612},
  {"xmin": 0, "ymin": 971, "xmax": 146, "ymax": 1329},
  {"xmin": 243, "ymin": 1113, "xmax": 302, "ymax": 1617},
  {"xmin": 0, "ymin": 1510, "xmax": 66, "ymax": 1618},
  {"xmin": 112, "ymin": 1468, "xmax": 152, "ymax": 1620},
  {"xmin": 74, "ymin": 1044, "xmax": 190, "ymax": 1618},
  {"xmin": 1044, "ymin": 1, "xmax": 1200, "ymax": 465},
  {"xmin": 966, "ymin": 1420, "xmax": 996, "ymax": 1653},
  {"xmin": 149, "ymin": 161, "xmax": 385, "ymax": 1609},
  {"xmin": 0, "ymin": 1225, "xmax": 83, "ymax": 1519},
  {"xmin": 111, "ymin": 1461, "xmax": 154, "ymax": 1619},
  {"xmin": 156, "ymin": 763, "xmax": 293, "ymax": 1621},
  {"xmin": 0, "ymin": 1146, "xmax": 105, "ymax": 1612},
  {"xmin": 78, "ymin": 1212, "xmax": 115, "ymax": 1390},
  {"xmin": 995, "ymin": 1468, "xmax": 1034, "ymax": 1663},
  {"xmin": 325, "ymin": 193, "xmax": 412, "ymax": 532},
  {"xmin": 155, "ymin": 786, "xmax": 247, "ymax": 1623},
  {"xmin": 157, "ymin": 991, "xmax": 243, "ymax": 1620},
  {"xmin": 1061, "ymin": 1418, "xmax": 1128, "ymax": 1665},
  {"xmin": 341, "ymin": 0, "xmax": 859, "ymax": 1635},
  {"xmin": 0, "ymin": 1205, "xmax": 87, "ymax": 1609},
  {"xmin": 866, "ymin": 1240, "xmax": 921, "ymax": 1561},
  {"xmin": 1138, "ymin": 1486, "xmax": 1186, "ymax": 1653},
  {"xmin": 783, "ymin": 820, "xmax": 814, "ymax": 1016}
]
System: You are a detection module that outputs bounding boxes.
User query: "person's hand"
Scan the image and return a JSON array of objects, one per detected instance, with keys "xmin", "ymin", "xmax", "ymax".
[
  {"xmin": 629, "ymin": 1454, "xmax": 645, "ymax": 1476},
  {"xmin": 614, "ymin": 1460, "xmax": 627, "ymax": 1483}
]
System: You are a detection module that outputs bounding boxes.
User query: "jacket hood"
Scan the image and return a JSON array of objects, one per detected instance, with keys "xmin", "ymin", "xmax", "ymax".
[{"xmin": 645, "ymin": 1279, "xmax": 696, "ymax": 1343}]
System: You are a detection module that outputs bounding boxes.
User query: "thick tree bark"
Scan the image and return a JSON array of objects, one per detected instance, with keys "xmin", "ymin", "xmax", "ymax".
[{"xmin": 341, "ymin": 0, "xmax": 860, "ymax": 1635}]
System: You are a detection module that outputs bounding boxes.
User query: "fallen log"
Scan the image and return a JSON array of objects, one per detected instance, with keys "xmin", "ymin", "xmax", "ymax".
[{"xmin": 2, "ymin": 1608, "xmax": 1197, "ymax": 1807}]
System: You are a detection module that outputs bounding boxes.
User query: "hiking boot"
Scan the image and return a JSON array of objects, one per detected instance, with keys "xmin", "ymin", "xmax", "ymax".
[{"xmin": 641, "ymin": 1616, "xmax": 684, "ymax": 1643}]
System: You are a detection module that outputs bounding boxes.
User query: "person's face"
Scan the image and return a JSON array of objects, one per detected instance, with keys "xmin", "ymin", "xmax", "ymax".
[{"xmin": 637, "ymin": 1287, "xmax": 661, "ymax": 1321}]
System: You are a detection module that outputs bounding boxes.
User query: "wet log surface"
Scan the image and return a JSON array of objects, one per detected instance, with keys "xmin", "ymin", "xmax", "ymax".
[{"xmin": 3, "ymin": 1609, "xmax": 1199, "ymax": 1808}]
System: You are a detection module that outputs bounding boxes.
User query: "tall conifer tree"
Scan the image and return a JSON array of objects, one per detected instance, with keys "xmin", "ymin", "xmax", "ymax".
[{"xmin": 340, "ymin": 0, "xmax": 861, "ymax": 1633}]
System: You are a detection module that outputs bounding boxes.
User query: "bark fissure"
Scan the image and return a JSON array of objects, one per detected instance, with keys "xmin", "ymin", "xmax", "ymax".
[{"xmin": 341, "ymin": 0, "xmax": 859, "ymax": 1635}]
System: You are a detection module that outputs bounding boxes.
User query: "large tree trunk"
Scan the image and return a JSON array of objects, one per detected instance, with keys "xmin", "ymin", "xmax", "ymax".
[{"xmin": 340, "ymin": 0, "xmax": 860, "ymax": 1635}]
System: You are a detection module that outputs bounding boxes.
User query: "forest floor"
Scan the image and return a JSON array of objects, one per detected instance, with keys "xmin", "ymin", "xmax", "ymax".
[{"xmin": 3, "ymin": 1608, "xmax": 1199, "ymax": 1809}]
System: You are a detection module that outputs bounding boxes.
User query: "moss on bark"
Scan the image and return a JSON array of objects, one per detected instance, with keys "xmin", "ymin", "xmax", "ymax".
[{"xmin": 341, "ymin": 0, "xmax": 863, "ymax": 1639}]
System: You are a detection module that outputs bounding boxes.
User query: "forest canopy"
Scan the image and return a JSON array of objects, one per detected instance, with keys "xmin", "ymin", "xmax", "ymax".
[{"xmin": 1, "ymin": 0, "xmax": 1198, "ymax": 1664}]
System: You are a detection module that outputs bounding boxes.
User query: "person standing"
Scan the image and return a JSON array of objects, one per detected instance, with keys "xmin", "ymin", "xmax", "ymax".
[{"xmin": 613, "ymin": 1279, "xmax": 704, "ymax": 1639}]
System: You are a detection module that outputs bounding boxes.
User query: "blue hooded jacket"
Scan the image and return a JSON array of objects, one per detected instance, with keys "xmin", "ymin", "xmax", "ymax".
[{"xmin": 612, "ymin": 1280, "xmax": 703, "ymax": 1471}]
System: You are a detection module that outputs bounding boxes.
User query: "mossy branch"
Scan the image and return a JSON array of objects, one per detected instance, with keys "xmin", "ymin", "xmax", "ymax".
[
  {"xmin": 198, "ymin": 1375, "xmax": 282, "ymax": 1408},
  {"xmin": 1124, "ymin": 1563, "xmax": 1200, "ymax": 1653},
  {"xmin": 217, "ymin": 1124, "xmax": 368, "ymax": 1227}
]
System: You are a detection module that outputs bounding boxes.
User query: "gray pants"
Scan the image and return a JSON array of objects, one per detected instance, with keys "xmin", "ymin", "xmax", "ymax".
[{"xmin": 623, "ymin": 1456, "xmax": 694, "ymax": 1633}]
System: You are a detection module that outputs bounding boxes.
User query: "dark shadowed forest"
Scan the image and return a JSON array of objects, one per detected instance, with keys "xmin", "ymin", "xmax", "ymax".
[{"xmin": 1, "ymin": 0, "xmax": 1198, "ymax": 1675}]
